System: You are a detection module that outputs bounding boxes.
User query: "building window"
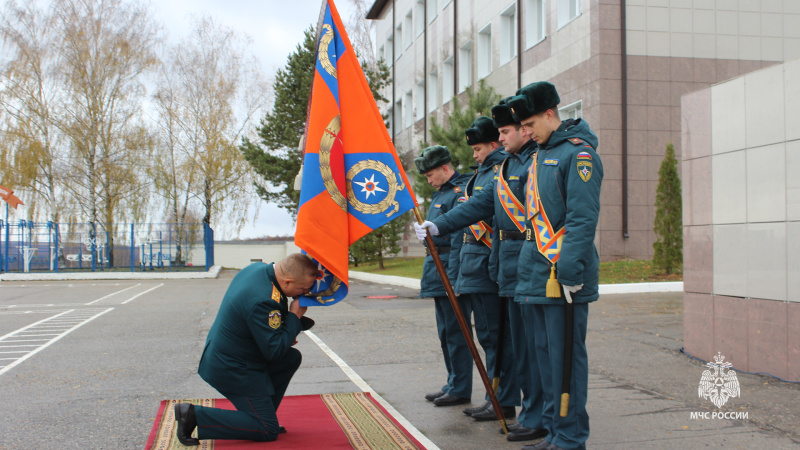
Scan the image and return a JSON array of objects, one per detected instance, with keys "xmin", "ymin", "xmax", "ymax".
[
  {"xmin": 416, "ymin": 1, "xmax": 425, "ymax": 37},
  {"xmin": 500, "ymin": 4, "xmax": 516, "ymax": 66},
  {"xmin": 395, "ymin": 98, "xmax": 403, "ymax": 130},
  {"xmin": 559, "ymin": 100, "xmax": 582, "ymax": 120},
  {"xmin": 458, "ymin": 41, "xmax": 472, "ymax": 93},
  {"xmin": 525, "ymin": 0, "xmax": 545, "ymax": 48},
  {"xmin": 395, "ymin": 24, "xmax": 402, "ymax": 59},
  {"xmin": 404, "ymin": 10, "xmax": 413, "ymax": 49},
  {"xmin": 443, "ymin": 57, "xmax": 454, "ymax": 104},
  {"xmin": 477, "ymin": 25, "xmax": 492, "ymax": 79},
  {"xmin": 386, "ymin": 36, "xmax": 394, "ymax": 63},
  {"xmin": 557, "ymin": 0, "xmax": 581, "ymax": 29},
  {"xmin": 428, "ymin": 0, "xmax": 437, "ymax": 23},
  {"xmin": 427, "ymin": 69, "xmax": 438, "ymax": 113},
  {"xmin": 416, "ymin": 81, "xmax": 425, "ymax": 122},
  {"xmin": 404, "ymin": 90, "xmax": 413, "ymax": 128},
  {"xmin": 387, "ymin": 106, "xmax": 394, "ymax": 137}
]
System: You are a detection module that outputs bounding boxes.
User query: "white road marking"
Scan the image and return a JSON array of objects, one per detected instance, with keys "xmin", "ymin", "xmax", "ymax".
[
  {"xmin": 121, "ymin": 283, "xmax": 164, "ymax": 304},
  {"xmin": 304, "ymin": 330, "xmax": 440, "ymax": 450},
  {"xmin": 85, "ymin": 284, "xmax": 141, "ymax": 305},
  {"xmin": 0, "ymin": 308, "xmax": 114, "ymax": 377}
]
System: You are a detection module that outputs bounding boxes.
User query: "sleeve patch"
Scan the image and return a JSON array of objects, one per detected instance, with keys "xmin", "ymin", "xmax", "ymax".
[
  {"xmin": 577, "ymin": 151, "xmax": 592, "ymax": 160},
  {"xmin": 577, "ymin": 161, "xmax": 593, "ymax": 182},
  {"xmin": 268, "ymin": 310, "xmax": 282, "ymax": 329}
]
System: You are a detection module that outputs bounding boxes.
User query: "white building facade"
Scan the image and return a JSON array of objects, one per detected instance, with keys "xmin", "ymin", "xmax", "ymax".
[{"xmin": 367, "ymin": 0, "xmax": 800, "ymax": 260}]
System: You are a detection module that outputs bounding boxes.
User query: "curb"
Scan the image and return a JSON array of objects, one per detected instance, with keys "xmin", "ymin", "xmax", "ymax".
[
  {"xmin": 350, "ymin": 271, "xmax": 683, "ymax": 294},
  {"xmin": 0, "ymin": 265, "xmax": 222, "ymax": 281}
]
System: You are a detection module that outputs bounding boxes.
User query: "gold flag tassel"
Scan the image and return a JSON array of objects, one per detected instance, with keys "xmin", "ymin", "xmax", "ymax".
[{"xmin": 546, "ymin": 264, "xmax": 560, "ymax": 298}]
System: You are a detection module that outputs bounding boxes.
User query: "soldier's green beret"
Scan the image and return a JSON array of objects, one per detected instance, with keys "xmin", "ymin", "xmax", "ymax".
[
  {"xmin": 465, "ymin": 116, "xmax": 500, "ymax": 145},
  {"xmin": 415, "ymin": 145, "xmax": 452, "ymax": 173},
  {"xmin": 491, "ymin": 97, "xmax": 517, "ymax": 128},
  {"xmin": 508, "ymin": 81, "xmax": 560, "ymax": 122}
]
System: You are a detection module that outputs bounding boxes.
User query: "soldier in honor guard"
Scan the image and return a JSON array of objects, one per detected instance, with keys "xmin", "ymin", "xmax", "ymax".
[
  {"xmin": 415, "ymin": 145, "xmax": 474, "ymax": 407},
  {"xmin": 414, "ymin": 100, "xmax": 548, "ymax": 443},
  {"xmin": 509, "ymin": 81, "xmax": 603, "ymax": 450},
  {"xmin": 457, "ymin": 117, "xmax": 521, "ymax": 422},
  {"xmin": 173, "ymin": 254, "xmax": 318, "ymax": 445}
]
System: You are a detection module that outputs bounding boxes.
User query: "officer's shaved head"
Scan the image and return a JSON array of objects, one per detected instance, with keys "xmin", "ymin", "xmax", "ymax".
[{"xmin": 280, "ymin": 253, "xmax": 318, "ymax": 280}]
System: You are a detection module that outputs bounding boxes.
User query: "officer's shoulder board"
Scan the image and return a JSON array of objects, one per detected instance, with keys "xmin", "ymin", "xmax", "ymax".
[
  {"xmin": 453, "ymin": 186, "xmax": 462, "ymax": 194},
  {"xmin": 271, "ymin": 285, "xmax": 282, "ymax": 303},
  {"xmin": 568, "ymin": 138, "xmax": 584, "ymax": 146}
]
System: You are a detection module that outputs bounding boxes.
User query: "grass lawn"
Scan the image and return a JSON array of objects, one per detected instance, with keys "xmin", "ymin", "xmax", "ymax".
[{"xmin": 351, "ymin": 257, "xmax": 682, "ymax": 284}]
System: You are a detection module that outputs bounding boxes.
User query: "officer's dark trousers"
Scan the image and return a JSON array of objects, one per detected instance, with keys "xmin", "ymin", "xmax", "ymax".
[
  {"xmin": 529, "ymin": 303, "xmax": 590, "ymax": 450},
  {"xmin": 468, "ymin": 292, "xmax": 520, "ymax": 406},
  {"xmin": 510, "ymin": 299, "xmax": 545, "ymax": 429},
  {"xmin": 434, "ymin": 295, "xmax": 473, "ymax": 398},
  {"xmin": 195, "ymin": 348, "xmax": 302, "ymax": 442}
]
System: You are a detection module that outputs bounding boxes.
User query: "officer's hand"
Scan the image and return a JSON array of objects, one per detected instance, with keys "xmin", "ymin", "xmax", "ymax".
[
  {"xmin": 289, "ymin": 299, "xmax": 307, "ymax": 319},
  {"xmin": 414, "ymin": 221, "xmax": 439, "ymax": 240},
  {"xmin": 562, "ymin": 284, "xmax": 583, "ymax": 304}
]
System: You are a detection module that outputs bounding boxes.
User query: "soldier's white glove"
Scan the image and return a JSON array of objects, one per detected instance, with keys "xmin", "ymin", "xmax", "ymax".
[
  {"xmin": 562, "ymin": 284, "xmax": 583, "ymax": 304},
  {"xmin": 414, "ymin": 221, "xmax": 439, "ymax": 240}
]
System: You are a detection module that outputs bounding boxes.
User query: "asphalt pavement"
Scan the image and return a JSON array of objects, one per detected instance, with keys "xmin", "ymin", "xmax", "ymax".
[{"xmin": 0, "ymin": 272, "xmax": 798, "ymax": 449}]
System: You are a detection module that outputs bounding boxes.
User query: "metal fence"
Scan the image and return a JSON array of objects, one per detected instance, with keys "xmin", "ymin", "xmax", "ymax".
[{"xmin": 0, "ymin": 221, "xmax": 214, "ymax": 273}]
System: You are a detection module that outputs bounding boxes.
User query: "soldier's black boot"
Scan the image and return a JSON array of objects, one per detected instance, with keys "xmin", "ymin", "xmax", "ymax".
[{"xmin": 174, "ymin": 403, "xmax": 200, "ymax": 446}]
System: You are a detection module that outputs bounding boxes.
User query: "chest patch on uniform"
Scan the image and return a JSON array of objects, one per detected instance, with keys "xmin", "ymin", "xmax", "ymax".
[
  {"xmin": 268, "ymin": 310, "xmax": 282, "ymax": 329},
  {"xmin": 577, "ymin": 161, "xmax": 593, "ymax": 182},
  {"xmin": 509, "ymin": 176, "xmax": 519, "ymax": 181},
  {"xmin": 474, "ymin": 186, "xmax": 483, "ymax": 191},
  {"xmin": 433, "ymin": 203, "xmax": 442, "ymax": 208},
  {"xmin": 271, "ymin": 286, "xmax": 282, "ymax": 302},
  {"xmin": 544, "ymin": 159, "xmax": 559, "ymax": 166},
  {"xmin": 577, "ymin": 151, "xmax": 592, "ymax": 160}
]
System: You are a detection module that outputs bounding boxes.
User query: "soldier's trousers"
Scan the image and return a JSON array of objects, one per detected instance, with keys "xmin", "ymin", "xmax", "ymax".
[
  {"xmin": 527, "ymin": 303, "xmax": 590, "ymax": 450},
  {"xmin": 195, "ymin": 348, "xmax": 302, "ymax": 441},
  {"xmin": 434, "ymin": 295, "xmax": 473, "ymax": 398},
  {"xmin": 467, "ymin": 292, "xmax": 520, "ymax": 406},
  {"xmin": 510, "ymin": 299, "xmax": 545, "ymax": 429}
]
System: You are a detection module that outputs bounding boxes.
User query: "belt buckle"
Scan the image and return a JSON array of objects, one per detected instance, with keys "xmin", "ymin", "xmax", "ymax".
[
  {"xmin": 463, "ymin": 233, "xmax": 467, "ymax": 243},
  {"xmin": 499, "ymin": 230, "xmax": 504, "ymax": 240},
  {"xmin": 525, "ymin": 228, "xmax": 532, "ymax": 241}
]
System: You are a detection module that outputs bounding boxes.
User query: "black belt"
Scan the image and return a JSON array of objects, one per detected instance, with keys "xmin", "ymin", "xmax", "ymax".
[
  {"xmin": 425, "ymin": 246, "xmax": 451, "ymax": 256},
  {"xmin": 498, "ymin": 229, "xmax": 530, "ymax": 240},
  {"xmin": 463, "ymin": 233, "xmax": 479, "ymax": 244}
]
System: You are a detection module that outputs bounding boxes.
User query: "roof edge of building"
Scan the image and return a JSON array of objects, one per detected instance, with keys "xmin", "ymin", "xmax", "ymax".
[{"xmin": 366, "ymin": 0, "xmax": 390, "ymax": 20}]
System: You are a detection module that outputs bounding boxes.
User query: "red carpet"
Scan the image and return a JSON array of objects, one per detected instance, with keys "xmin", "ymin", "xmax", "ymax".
[{"xmin": 146, "ymin": 393, "xmax": 425, "ymax": 449}]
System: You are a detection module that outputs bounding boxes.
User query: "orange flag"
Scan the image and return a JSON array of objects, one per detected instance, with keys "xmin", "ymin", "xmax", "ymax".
[
  {"xmin": 0, "ymin": 185, "xmax": 24, "ymax": 209},
  {"xmin": 295, "ymin": 0, "xmax": 417, "ymax": 306}
]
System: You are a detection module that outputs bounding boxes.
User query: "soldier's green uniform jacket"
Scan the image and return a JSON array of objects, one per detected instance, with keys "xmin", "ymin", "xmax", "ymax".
[
  {"xmin": 515, "ymin": 119, "xmax": 603, "ymax": 304},
  {"xmin": 419, "ymin": 171, "xmax": 471, "ymax": 298},
  {"xmin": 454, "ymin": 147, "xmax": 506, "ymax": 294},
  {"xmin": 431, "ymin": 140, "xmax": 537, "ymax": 298},
  {"xmin": 198, "ymin": 262, "xmax": 302, "ymax": 396}
]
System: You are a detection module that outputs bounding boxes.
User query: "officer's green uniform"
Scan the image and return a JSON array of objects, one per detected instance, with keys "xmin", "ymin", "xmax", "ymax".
[
  {"xmin": 417, "ymin": 146, "xmax": 473, "ymax": 400},
  {"xmin": 194, "ymin": 262, "xmax": 303, "ymax": 442},
  {"xmin": 456, "ymin": 117, "xmax": 520, "ymax": 408},
  {"xmin": 428, "ymin": 109, "xmax": 545, "ymax": 431},
  {"xmin": 510, "ymin": 82, "xmax": 603, "ymax": 450}
]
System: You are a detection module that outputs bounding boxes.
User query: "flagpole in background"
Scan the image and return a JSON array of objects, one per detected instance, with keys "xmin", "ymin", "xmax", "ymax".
[{"xmin": 412, "ymin": 208, "xmax": 509, "ymax": 434}]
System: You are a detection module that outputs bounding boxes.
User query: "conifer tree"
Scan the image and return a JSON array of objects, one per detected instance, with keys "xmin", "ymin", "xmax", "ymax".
[{"xmin": 653, "ymin": 142, "xmax": 683, "ymax": 274}]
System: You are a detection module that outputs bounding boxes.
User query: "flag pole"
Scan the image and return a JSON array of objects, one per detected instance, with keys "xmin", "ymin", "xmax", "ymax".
[{"xmin": 413, "ymin": 207, "xmax": 508, "ymax": 434}]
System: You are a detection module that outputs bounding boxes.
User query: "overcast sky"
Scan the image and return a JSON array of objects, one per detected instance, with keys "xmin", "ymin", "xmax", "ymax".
[{"xmin": 153, "ymin": 0, "xmax": 360, "ymax": 239}]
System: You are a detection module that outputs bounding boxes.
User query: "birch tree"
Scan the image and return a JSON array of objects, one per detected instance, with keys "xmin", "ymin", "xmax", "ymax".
[
  {"xmin": 152, "ymin": 16, "xmax": 269, "ymax": 239},
  {"xmin": 0, "ymin": 0, "xmax": 65, "ymax": 222}
]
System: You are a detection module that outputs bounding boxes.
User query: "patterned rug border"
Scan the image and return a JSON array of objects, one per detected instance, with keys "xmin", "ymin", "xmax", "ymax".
[{"xmin": 146, "ymin": 394, "xmax": 424, "ymax": 450}]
